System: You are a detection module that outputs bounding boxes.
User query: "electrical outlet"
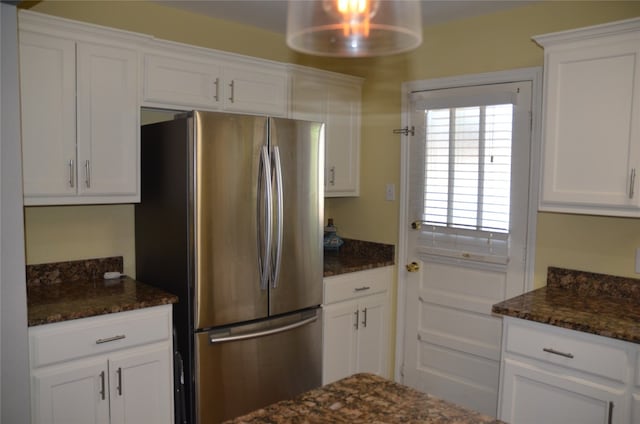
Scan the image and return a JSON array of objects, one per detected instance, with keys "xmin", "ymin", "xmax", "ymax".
[
  {"xmin": 636, "ymin": 248, "xmax": 640, "ymax": 274},
  {"xmin": 385, "ymin": 183, "xmax": 395, "ymax": 201}
]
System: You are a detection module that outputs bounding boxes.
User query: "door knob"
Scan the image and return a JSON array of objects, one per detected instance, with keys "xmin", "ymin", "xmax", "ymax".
[{"xmin": 406, "ymin": 262, "xmax": 420, "ymax": 272}]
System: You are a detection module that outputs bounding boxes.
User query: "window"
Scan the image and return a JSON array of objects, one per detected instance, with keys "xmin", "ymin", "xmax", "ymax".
[
  {"xmin": 409, "ymin": 84, "xmax": 526, "ymax": 265},
  {"xmin": 424, "ymin": 104, "xmax": 513, "ymax": 232}
]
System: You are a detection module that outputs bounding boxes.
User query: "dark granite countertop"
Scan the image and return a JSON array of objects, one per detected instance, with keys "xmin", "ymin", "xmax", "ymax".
[
  {"xmin": 27, "ymin": 240, "xmax": 393, "ymax": 326},
  {"xmin": 323, "ymin": 239, "xmax": 395, "ymax": 277},
  {"xmin": 492, "ymin": 267, "xmax": 640, "ymax": 344},
  {"xmin": 26, "ymin": 257, "xmax": 177, "ymax": 326},
  {"xmin": 224, "ymin": 373, "xmax": 503, "ymax": 424}
]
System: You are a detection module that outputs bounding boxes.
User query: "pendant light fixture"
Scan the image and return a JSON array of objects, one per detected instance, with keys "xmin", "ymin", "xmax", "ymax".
[{"xmin": 286, "ymin": 0, "xmax": 423, "ymax": 57}]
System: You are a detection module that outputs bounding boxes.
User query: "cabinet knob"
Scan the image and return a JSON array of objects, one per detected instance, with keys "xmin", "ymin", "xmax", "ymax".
[{"xmin": 406, "ymin": 262, "xmax": 420, "ymax": 273}]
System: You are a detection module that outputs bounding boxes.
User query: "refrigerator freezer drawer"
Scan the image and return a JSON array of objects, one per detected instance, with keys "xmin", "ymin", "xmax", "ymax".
[{"xmin": 194, "ymin": 308, "xmax": 322, "ymax": 424}]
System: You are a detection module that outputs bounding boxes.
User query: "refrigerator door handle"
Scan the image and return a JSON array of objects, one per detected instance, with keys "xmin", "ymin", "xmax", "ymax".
[
  {"xmin": 208, "ymin": 314, "xmax": 318, "ymax": 344},
  {"xmin": 257, "ymin": 145, "xmax": 273, "ymax": 291},
  {"xmin": 271, "ymin": 146, "xmax": 284, "ymax": 288}
]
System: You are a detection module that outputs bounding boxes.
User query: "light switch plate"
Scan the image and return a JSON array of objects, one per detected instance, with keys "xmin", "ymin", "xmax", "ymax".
[
  {"xmin": 385, "ymin": 183, "xmax": 395, "ymax": 201},
  {"xmin": 635, "ymin": 248, "xmax": 640, "ymax": 274}
]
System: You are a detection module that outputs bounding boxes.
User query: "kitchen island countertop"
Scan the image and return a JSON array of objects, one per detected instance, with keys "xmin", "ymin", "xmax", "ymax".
[{"xmin": 224, "ymin": 373, "xmax": 503, "ymax": 424}]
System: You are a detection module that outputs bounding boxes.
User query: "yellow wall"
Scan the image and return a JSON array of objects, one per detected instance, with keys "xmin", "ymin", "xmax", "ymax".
[
  {"xmin": 23, "ymin": 1, "xmax": 640, "ymax": 287},
  {"xmin": 24, "ymin": 205, "xmax": 136, "ymax": 276}
]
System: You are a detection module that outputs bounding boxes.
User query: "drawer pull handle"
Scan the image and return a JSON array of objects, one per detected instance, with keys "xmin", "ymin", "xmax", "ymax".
[
  {"xmin": 542, "ymin": 347, "xmax": 574, "ymax": 359},
  {"xmin": 96, "ymin": 334, "xmax": 126, "ymax": 344},
  {"xmin": 608, "ymin": 401, "xmax": 614, "ymax": 424},
  {"xmin": 354, "ymin": 310, "xmax": 359, "ymax": 330},
  {"xmin": 362, "ymin": 307, "xmax": 367, "ymax": 328},
  {"xmin": 354, "ymin": 286, "xmax": 370, "ymax": 292}
]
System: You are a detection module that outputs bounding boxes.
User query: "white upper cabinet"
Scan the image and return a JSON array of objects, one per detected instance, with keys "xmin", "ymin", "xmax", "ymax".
[
  {"xmin": 143, "ymin": 45, "xmax": 288, "ymax": 117},
  {"xmin": 76, "ymin": 43, "xmax": 139, "ymax": 198},
  {"xmin": 19, "ymin": 12, "xmax": 141, "ymax": 205},
  {"xmin": 19, "ymin": 31, "xmax": 77, "ymax": 199},
  {"xmin": 290, "ymin": 66, "xmax": 362, "ymax": 197},
  {"xmin": 144, "ymin": 54, "xmax": 222, "ymax": 110},
  {"xmin": 535, "ymin": 18, "xmax": 640, "ymax": 216}
]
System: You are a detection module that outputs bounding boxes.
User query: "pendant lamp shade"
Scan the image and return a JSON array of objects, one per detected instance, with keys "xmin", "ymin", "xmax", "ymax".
[{"xmin": 286, "ymin": 0, "xmax": 423, "ymax": 57}]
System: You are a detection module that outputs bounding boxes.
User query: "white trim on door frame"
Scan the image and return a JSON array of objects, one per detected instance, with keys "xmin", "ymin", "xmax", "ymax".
[{"xmin": 394, "ymin": 67, "xmax": 543, "ymax": 382}]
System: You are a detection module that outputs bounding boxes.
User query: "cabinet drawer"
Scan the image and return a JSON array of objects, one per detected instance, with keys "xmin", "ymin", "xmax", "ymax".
[
  {"xmin": 504, "ymin": 318, "xmax": 629, "ymax": 383},
  {"xmin": 30, "ymin": 305, "xmax": 172, "ymax": 368},
  {"xmin": 324, "ymin": 267, "xmax": 392, "ymax": 305}
]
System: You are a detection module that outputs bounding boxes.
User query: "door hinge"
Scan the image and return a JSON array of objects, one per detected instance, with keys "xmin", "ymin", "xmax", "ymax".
[{"xmin": 393, "ymin": 126, "xmax": 415, "ymax": 136}]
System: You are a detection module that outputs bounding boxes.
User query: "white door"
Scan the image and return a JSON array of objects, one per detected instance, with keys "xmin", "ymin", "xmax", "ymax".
[
  {"xmin": 32, "ymin": 358, "xmax": 109, "ymax": 424},
  {"xmin": 500, "ymin": 359, "xmax": 624, "ymax": 424},
  {"xmin": 398, "ymin": 76, "xmax": 536, "ymax": 416},
  {"xmin": 19, "ymin": 31, "xmax": 76, "ymax": 198},
  {"xmin": 355, "ymin": 293, "xmax": 388, "ymax": 377},
  {"xmin": 322, "ymin": 301, "xmax": 358, "ymax": 384},
  {"xmin": 76, "ymin": 42, "xmax": 138, "ymax": 197},
  {"xmin": 108, "ymin": 344, "xmax": 173, "ymax": 424}
]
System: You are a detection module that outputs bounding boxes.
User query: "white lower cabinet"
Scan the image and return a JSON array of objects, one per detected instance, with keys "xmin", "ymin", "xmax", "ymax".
[
  {"xmin": 633, "ymin": 351, "xmax": 640, "ymax": 423},
  {"xmin": 501, "ymin": 359, "xmax": 624, "ymax": 424},
  {"xmin": 498, "ymin": 317, "xmax": 633, "ymax": 424},
  {"xmin": 322, "ymin": 266, "xmax": 391, "ymax": 384},
  {"xmin": 29, "ymin": 305, "xmax": 174, "ymax": 424}
]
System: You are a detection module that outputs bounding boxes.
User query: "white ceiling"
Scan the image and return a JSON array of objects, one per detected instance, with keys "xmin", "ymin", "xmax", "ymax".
[{"xmin": 155, "ymin": 1, "xmax": 536, "ymax": 33}]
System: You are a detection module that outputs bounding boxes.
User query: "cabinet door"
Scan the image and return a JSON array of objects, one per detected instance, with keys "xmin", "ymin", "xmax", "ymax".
[
  {"xmin": 108, "ymin": 343, "xmax": 173, "ymax": 424},
  {"xmin": 540, "ymin": 38, "xmax": 640, "ymax": 214},
  {"xmin": 355, "ymin": 293, "xmax": 388, "ymax": 377},
  {"xmin": 19, "ymin": 31, "xmax": 77, "ymax": 199},
  {"xmin": 500, "ymin": 359, "xmax": 626, "ymax": 424},
  {"xmin": 143, "ymin": 54, "xmax": 222, "ymax": 109},
  {"xmin": 325, "ymin": 83, "xmax": 361, "ymax": 196},
  {"xmin": 322, "ymin": 301, "xmax": 358, "ymax": 385},
  {"xmin": 32, "ymin": 358, "xmax": 109, "ymax": 424},
  {"xmin": 221, "ymin": 64, "xmax": 288, "ymax": 116},
  {"xmin": 76, "ymin": 42, "xmax": 139, "ymax": 200},
  {"xmin": 290, "ymin": 75, "xmax": 328, "ymax": 122}
]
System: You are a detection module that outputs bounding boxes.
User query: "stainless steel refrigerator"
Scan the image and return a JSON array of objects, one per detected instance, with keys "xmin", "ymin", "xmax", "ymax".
[{"xmin": 135, "ymin": 111, "xmax": 324, "ymax": 424}]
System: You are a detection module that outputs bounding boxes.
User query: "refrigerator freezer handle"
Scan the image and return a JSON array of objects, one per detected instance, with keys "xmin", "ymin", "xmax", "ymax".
[
  {"xmin": 208, "ymin": 314, "xmax": 318, "ymax": 344},
  {"xmin": 271, "ymin": 146, "xmax": 284, "ymax": 288},
  {"xmin": 258, "ymin": 145, "xmax": 272, "ymax": 291}
]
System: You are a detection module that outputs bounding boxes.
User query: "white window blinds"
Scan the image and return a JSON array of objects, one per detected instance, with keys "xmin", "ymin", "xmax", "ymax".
[{"xmin": 409, "ymin": 86, "xmax": 519, "ymax": 265}]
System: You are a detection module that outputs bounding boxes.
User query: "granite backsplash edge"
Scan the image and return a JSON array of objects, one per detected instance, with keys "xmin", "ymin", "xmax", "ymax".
[
  {"xmin": 26, "ymin": 256, "xmax": 123, "ymax": 287},
  {"xmin": 547, "ymin": 266, "xmax": 640, "ymax": 301}
]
